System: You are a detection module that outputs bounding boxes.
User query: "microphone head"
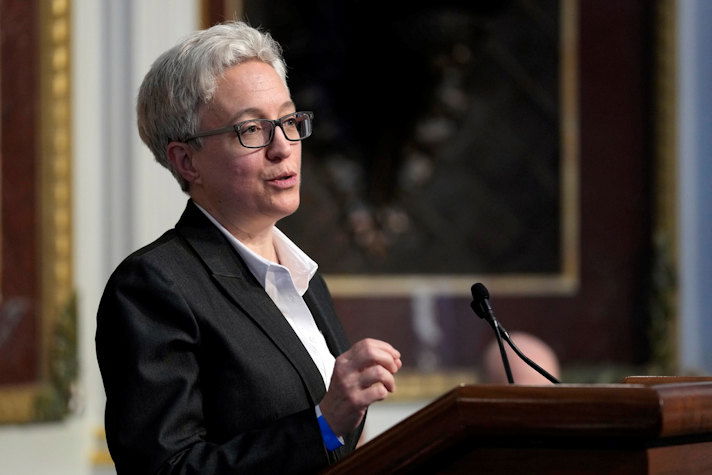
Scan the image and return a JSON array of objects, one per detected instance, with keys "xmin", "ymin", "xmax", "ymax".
[
  {"xmin": 470, "ymin": 283, "xmax": 492, "ymax": 320},
  {"xmin": 471, "ymin": 282, "xmax": 490, "ymax": 302}
]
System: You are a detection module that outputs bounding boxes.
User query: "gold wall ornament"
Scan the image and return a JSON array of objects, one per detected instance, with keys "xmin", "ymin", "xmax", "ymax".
[
  {"xmin": 0, "ymin": 0, "xmax": 75, "ymax": 424},
  {"xmin": 648, "ymin": 0, "xmax": 679, "ymax": 374},
  {"xmin": 201, "ymin": 0, "xmax": 244, "ymax": 28},
  {"xmin": 36, "ymin": 0, "xmax": 76, "ymax": 422}
]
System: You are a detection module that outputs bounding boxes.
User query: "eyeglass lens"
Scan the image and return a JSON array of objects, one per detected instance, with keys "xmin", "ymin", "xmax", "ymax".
[{"xmin": 238, "ymin": 113, "xmax": 312, "ymax": 148}]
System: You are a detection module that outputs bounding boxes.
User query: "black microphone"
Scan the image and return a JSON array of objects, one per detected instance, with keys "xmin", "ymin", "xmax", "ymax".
[
  {"xmin": 470, "ymin": 283, "xmax": 561, "ymax": 385},
  {"xmin": 471, "ymin": 283, "xmax": 513, "ymax": 384},
  {"xmin": 470, "ymin": 283, "xmax": 496, "ymax": 321}
]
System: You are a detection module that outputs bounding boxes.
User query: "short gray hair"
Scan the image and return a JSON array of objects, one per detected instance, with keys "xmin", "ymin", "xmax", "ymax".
[{"xmin": 137, "ymin": 21, "xmax": 288, "ymax": 191}]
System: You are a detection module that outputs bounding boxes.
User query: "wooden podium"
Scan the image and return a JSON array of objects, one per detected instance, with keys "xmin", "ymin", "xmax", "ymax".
[{"xmin": 326, "ymin": 378, "xmax": 712, "ymax": 474}]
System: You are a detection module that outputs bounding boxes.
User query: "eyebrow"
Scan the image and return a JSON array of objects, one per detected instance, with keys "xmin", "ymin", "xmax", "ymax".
[{"xmin": 229, "ymin": 101, "xmax": 296, "ymax": 123}]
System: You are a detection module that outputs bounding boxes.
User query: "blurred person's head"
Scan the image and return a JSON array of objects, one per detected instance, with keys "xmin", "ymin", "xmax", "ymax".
[{"xmin": 482, "ymin": 332, "xmax": 560, "ymax": 384}]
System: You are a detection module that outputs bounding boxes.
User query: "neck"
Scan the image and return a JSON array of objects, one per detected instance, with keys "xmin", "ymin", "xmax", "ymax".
[
  {"xmin": 192, "ymin": 198, "xmax": 279, "ymax": 262},
  {"xmin": 238, "ymin": 228, "xmax": 278, "ymax": 263}
]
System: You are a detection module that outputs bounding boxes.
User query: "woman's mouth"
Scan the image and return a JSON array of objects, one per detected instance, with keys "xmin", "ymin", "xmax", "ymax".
[{"xmin": 266, "ymin": 173, "xmax": 299, "ymax": 188}]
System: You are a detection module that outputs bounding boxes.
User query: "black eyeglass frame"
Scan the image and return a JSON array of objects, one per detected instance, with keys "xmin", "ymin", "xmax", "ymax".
[{"xmin": 184, "ymin": 111, "xmax": 314, "ymax": 149}]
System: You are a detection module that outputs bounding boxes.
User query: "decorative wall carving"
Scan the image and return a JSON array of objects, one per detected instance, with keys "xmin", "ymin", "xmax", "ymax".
[{"xmin": 0, "ymin": 0, "xmax": 75, "ymax": 423}]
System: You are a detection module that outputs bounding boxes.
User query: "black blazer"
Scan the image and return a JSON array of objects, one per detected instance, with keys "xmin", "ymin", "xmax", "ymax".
[{"xmin": 96, "ymin": 200, "xmax": 359, "ymax": 474}]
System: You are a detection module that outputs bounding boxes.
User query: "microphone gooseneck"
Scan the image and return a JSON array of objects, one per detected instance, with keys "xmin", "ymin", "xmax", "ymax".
[
  {"xmin": 470, "ymin": 283, "xmax": 561, "ymax": 385},
  {"xmin": 498, "ymin": 327, "xmax": 561, "ymax": 384},
  {"xmin": 470, "ymin": 283, "xmax": 513, "ymax": 384}
]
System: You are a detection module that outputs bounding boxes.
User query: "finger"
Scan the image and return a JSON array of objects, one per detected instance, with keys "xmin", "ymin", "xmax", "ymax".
[
  {"xmin": 351, "ymin": 343, "xmax": 402, "ymax": 373},
  {"xmin": 357, "ymin": 338, "xmax": 401, "ymax": 360},
  {"xmin": 359, "ymin": 365, "xmax": 397, "ymax": 393},
  {"xmin": 393, "ymin": 357, "xmax": 403, "ymax": 370},
  {"xmin": 362, "ymin": 382, "xmax": 390, "ymax": 403}
]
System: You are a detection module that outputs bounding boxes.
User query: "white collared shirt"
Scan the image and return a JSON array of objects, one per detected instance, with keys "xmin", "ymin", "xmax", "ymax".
[{"xmin": 195, "ymin": 204, "xmax": 335, "ymax": 389}]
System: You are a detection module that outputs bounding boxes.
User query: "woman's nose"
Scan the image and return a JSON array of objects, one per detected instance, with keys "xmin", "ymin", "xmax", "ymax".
[{"xmin": 265, "ymin": 126, "xmax": 294, "ymax": 161}]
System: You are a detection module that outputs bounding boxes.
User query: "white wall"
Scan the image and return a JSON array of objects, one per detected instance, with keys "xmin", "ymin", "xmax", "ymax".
[{"xmin": 678, "ymin": 0, "xmax": 712, "ymax": 375}]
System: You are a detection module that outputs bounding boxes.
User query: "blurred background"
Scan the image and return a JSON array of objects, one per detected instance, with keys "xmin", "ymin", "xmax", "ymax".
[{"xmin": 0, "ymin": 0, "xmax": 710, "ymax": 473}]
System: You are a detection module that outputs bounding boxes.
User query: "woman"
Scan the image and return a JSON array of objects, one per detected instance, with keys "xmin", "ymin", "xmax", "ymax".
[{"xmin": 96, "ymin": 21, "xmax": 401, "ymax": 474}]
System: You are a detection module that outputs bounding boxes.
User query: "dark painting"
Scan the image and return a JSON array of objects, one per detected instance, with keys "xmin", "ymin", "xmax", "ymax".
[
  {"xmin": 205, "ymin": 0, "xmax": 657, "ymax": 386},
  {"xmin": 246, "ymin": 0, "xmax": 562, "ymax": 275}
]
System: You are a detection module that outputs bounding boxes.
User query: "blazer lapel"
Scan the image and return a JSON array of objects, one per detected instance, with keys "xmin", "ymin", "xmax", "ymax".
[
  {"xmin": 174, "ymin": 200, "xmax": 327, "ymax": 404},
  {"xmin": 303, "ymin": 277, "xmax": 350, "ymax": 358}
]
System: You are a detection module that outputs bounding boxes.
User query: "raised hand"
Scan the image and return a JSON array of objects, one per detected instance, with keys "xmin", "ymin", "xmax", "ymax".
[{"xmin": 319, "ymin": 338, "xmax": 402, "ymax": 436}]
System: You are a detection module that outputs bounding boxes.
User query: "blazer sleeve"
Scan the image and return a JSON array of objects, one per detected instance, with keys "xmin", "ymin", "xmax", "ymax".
[{"xmin": 96, "ymin": 253, "xmax": 331, "ymax": 474}]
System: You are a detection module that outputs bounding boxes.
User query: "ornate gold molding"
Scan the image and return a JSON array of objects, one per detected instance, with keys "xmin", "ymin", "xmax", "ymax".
[
  {"xmin": 649, "ymin": 0, "xmax": 679, "ymax": 373},
  {"xmin": 200, "ymin": 0, "xmax": 244, "ymax": 27},
  {"xmin": 0, "ymin": 386, "xmax": 36, "ymax": 422},
  {"xmin": 392, "ymin": 370, "xmax": 477, "ymax": 401},
  {"xmin": 40, "ymin": 0, "xmax": 73, "ymax": 377},
  {"xmin": 0, "ymin": 0, "xmax": 75, "ymax": 424},
  {"xmin": 36, "ymin": 0, "xmax": 76, "ymax": 422}
]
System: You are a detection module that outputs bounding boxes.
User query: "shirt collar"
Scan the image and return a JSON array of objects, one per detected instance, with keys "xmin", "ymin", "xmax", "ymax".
[{"xmin": 194, "ymin": 202, "xmax": 317, "ymax": 295}]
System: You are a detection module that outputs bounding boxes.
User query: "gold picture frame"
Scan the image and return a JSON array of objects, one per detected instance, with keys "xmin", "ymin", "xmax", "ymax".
[
  {"xmin": 204, "ymin": 1, "xmax": 580, "ymax": 297},
  {"xmin": 185, "ymin": 0, "xmax": 680, "ymax": 395},
  {"xmin": 327, "ymin": 0, "xmax": 579, "ymax": 298},
  {"xmin": 0, "ymin": 0, "xmax": 75, "ymax": 424}
]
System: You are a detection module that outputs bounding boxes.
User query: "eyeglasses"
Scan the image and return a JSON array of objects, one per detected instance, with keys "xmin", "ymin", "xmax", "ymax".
[{"xmin": 185, "ymin": 111, "xmax": 314, "ymax": 148}]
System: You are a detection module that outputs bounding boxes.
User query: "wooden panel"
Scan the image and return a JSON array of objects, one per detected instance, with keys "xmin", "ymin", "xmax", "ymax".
[
  {"xmin": 418, "ymin": 447, "xmax": 648, "ymax": 475},
  {"xmin": 327, "ymin": 383, "xmax": 712, "ymax": 474},
  {"xmin": 624, "ymin": 376, "xmax": 712, "ymax": 385},
  {"xmin": 648, "ymin": 442, "xmax": 712, "ymax": 474},
  {"xmin": 657, "ymin": 383, "xmax": 712, "ymax": 437}
]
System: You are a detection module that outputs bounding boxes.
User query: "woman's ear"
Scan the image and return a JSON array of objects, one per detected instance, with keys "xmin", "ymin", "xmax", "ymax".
[{"xmin": 167, "ymin": 142, "xmax": 200, "ymax": 185}]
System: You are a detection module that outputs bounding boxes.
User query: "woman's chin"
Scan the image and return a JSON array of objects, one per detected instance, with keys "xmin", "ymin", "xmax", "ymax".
[{"xmin": 272, "ymin": 196, "xmax": 301, "ymax": 220}]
